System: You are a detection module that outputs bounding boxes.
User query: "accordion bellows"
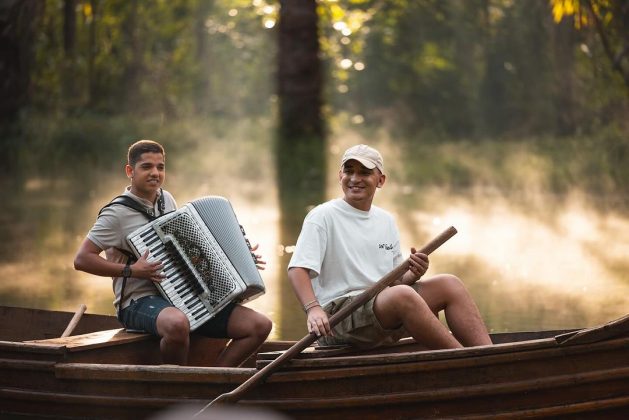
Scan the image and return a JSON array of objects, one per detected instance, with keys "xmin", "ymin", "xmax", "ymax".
[{"xmin": 127, "ymin": 196, "xmax": 265, "ymax": 331}]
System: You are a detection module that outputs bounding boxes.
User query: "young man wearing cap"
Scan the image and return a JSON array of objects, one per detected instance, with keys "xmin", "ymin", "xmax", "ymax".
[{"xmin": 287, "ymin": 144, "xmax": 491, "ymax": 349}]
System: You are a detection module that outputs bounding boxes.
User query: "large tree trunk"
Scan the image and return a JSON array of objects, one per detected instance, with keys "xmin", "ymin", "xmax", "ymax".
[
  {"xmin": 276, "ymin": 0, "xmax": 326, "ymax": 339},
  {"xmin": 63, "ymin": 0, "xmax": 79, "ymax": 109},
  {"xmin": 277, "ymin": 0, "xmax": 322, "ymax": 138},
  {"xmin": 0, "ymin": 0, "xmax": 43, "ymax": 122},
  {"xmin": 552, "ymin": 15, "xmax": 577, "ymax": 136},
  {"xmin": 63, "ymin": 0, "xmax": 76, "ymax": 56},
  {"xmin": 87, "ymin": 0, "xmax": 99, "ymax": 107}
]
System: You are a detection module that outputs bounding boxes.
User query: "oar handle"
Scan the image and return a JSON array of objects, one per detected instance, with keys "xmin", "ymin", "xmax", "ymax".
[
  {"xmin": 61, "ymin": 304, "xmax": 87, "ymax": 338},
  {"xmin": 199, "ymin": 226, "xmax": 458, "ymax": 412}
]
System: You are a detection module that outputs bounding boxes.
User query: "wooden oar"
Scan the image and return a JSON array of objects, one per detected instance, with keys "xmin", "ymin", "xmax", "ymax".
[
  {"xmin": 61, "ymin": 304, "xmax": 87, "ymax": 338},
  {"xmin": 196, "ymin": 226, "xmax": 457, "ymax": 413}
]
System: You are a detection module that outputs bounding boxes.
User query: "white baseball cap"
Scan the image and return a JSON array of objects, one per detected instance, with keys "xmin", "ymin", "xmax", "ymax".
[{"xmin": 341, "ymin": 144, "xmax": 384, "ymax": 174}]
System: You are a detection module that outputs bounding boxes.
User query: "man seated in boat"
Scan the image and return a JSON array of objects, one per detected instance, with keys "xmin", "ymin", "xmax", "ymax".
[
  {"xmin": 74, "ymin": 140, "xmax": 272, "ymax": 366},
  {"xmin": 288, "ymin": 144, "xmax": 492, "ymax": 349}
]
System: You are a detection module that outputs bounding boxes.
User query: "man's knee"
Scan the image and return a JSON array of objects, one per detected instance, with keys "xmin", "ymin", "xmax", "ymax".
[
  {"xmin": 375, "ymin": 285, "xmax": 432, "ymax": 329},
  {"xmin": 382, "ymin": 285, "xmax": 428, "ymax": 313},
  {"xmin": 436, "ymin": 274, "xmax": 467, "ymax": 295},
  {"xmin": 249, "ymin": 313, "xmax": 272, "ymax": 340},
  {"xmin": 157, "ymin": 308, "xmax": 190, "ymax": 340},
  {"xmin": 394, "ymin": 284, "xmax": 422, "ymax": 300},
  {"xmin": 229, "ymin": 309, "xmax": 272, "ymax": 341}
]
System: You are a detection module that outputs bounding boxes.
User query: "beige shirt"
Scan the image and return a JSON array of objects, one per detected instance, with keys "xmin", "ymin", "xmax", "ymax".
[{"xmin": 87, "ymin": 188, "xmax": 177, "ymax": 310}]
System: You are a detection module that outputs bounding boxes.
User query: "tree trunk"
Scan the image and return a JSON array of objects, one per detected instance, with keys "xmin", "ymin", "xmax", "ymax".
[
  {"xmin": 552, "ymin": 15, "xmax": 577, "ymax": 135},
  {"xmin": 276, "ymin": 0, "xmax": 326, "ymax": 339},
  {"xmin": 0, "ymin": 0, "xmax": 44, "ymax": 122},
  {"xmin": 194, "ymin": 0, "xmax": 214, "ymax": 115},
  {"xmin": 63, "ymin": 0, "xmax": 76, "ymax": 56},
  {"xmin": 87, "ymin": 0, "xmax": 98, "ymax": 107},
  {"xmin": 277, "ymin": 0, "xmax": 323, "ymax": 138},
  {"xmin": 63, "ymin": 0, "xmax": 79, "ymax": 109}
]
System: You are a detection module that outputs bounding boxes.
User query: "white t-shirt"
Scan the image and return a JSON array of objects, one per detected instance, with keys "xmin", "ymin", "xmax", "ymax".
[
  {"xmin": 288, "ymin": 198, "xmax": 404, "ymax": 307},
  {"xmin": 87, "ymin": 188, "xmax": 177, "ymax": 310}
]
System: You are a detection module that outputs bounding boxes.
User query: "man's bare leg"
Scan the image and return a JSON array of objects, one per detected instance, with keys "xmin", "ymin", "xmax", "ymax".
[
  {"xmin": 417, "ymin": 274, "xmax": 492, "ymax": 347},
  {"xmin": 156, "ymin": 307, "xmax": 190, "ymax": 365},
  {"xmin": 214, "ymin": 305, "xmax": 272, "ymax": 367},
  {"xmin": 374, "ymin": 284, "xmax": 463, "ymax": 349}
]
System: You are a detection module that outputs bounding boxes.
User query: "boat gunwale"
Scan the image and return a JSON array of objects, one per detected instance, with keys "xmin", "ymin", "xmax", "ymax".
[
  {"xmin": 48, "ymin": 334, "xmax": 629, "ymax": 384},
  {"xmin": 257, "ymin": 334, "xmax": 629, "ymax": 369},
  {"xmin": 0, "ymin": 340, "xmax": 67, "ymax": 355}
]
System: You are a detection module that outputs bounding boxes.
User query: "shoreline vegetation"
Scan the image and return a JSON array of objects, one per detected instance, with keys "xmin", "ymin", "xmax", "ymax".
[{"xmin": 5, "ymin": 113, "xmax": 628, "ymax": 212}]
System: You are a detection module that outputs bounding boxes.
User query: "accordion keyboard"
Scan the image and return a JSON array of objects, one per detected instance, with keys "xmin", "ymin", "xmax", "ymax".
[{"xmin": 130, "ymin": 227, "xmax": 214, "ymax": 330}]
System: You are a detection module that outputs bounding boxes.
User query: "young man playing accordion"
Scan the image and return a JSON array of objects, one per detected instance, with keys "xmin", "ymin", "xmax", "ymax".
[{"xmin": 74, "ymin": 140, "xmax": 271, "ymax": 366}]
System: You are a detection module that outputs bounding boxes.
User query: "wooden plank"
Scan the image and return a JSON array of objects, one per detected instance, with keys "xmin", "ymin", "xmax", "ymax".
[
  {"xmin": 245, "ymin": 366, "xmax": 629, "ymax": 409},
  {"xmin": 0, "ymin": 341, "xmax": 66, "ymax": 355},
  {"xmin": 0, "ymin": 358, "xmax": 57, "ymax": 371},
  {"xmin": 256, "ymin": 330, "xmax": 577, "ymax": 363},
  {"xmin": 24, "ymin": 329, "xmax": 151, "ymax": 352},
  {"xmin": 54, "ymin": 362, "xmax": 254, "ymax": 383},
  {"xmin": 555, "ymin": 314, "xmax": 629, "ymax": 345},
  {"xmin": 0, "ymin": 306, "xmax": 121, "ymax": 341},
  {"xmin": 459, "ymin": 395, "xmax": 629, "ymax": 419},
  {"xmin": 257, "ymin": 336, "xmax": 629, "ymax": 371},
  {"xmin": 256, "ymin": 338, "xmax": 555, "ymax": 369}
]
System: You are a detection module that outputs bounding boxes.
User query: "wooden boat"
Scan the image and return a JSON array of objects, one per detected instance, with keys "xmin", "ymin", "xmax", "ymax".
[{"xmin": 0, "ymin": 305, "xmax": 627, "ymax": 419}]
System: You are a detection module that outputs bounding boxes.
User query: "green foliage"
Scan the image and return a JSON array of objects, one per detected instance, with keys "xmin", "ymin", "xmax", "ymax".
[
  {"xmin": 394, "ymin": 126, "xmax": 629, "ymax": 209},
  {"xmin": 28, "ymin": 0, "xmax": 275, "ymax": 118},
  {"xmin": 318, "ymin": 0, "xmax": 628, "ymax": 138},
  {"xmin": 5, "ymin": 0, "xmax": 628, "ymax": 182}
]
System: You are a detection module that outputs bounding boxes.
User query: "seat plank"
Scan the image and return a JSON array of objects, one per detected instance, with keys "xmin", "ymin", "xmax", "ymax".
[{"xmin": 24, "ymin": 329, "xmax": 151, "ymax": 352}]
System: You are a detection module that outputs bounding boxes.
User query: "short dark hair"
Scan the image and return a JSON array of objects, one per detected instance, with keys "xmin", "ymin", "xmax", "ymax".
[{"xmin": 127, "ymin": 140, "xmax": 165, "ymax": 167}]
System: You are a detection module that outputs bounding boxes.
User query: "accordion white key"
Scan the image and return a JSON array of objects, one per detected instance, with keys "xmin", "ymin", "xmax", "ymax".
[{"xmin": 126, "ymin": 196, "xmax": 265, "ymax": 331}]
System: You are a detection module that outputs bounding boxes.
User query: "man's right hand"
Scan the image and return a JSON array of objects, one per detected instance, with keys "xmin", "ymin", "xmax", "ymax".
[
  {"xmin": 132, "ymin": 250, "xmax": 165, "ymax": 283},
  {"xmin": 307, "ymin": 306, "xmax": 332, "ymax": 337}
]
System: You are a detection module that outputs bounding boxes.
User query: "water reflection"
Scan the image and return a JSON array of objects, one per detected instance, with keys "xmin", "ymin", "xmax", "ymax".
[
  {"xmin": 0, "ymin": 129, "xmax": 627, "ymax": 340},
  {"xmin": 275, "ymin": 134, "xmax": 326, "ymax": 339}
]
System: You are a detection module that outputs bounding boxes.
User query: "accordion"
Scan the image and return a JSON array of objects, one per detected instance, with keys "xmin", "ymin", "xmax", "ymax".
[{"xmin": 126, "ymin": 196, "xmax": 265, "ymax": 331}]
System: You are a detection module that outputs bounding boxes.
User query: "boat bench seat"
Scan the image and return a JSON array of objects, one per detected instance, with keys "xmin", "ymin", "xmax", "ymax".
[
  {"xmin": 256, "ymin": 337, "xmax": 427, "ymax": 368},
  {"xmin": 24, "ymin": 328, "xmax": 152, "ymax": 351}
]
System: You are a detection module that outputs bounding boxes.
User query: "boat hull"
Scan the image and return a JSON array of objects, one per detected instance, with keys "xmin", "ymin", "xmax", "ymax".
[{"xmin": 1, "ymin": 306, "xmax": 627, "ymax": 419}]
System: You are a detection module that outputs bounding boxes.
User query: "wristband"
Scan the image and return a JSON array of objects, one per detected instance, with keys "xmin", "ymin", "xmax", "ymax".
[{"xmin": 303, "ymin": 299, "xmax": 320, "ymax": 312}]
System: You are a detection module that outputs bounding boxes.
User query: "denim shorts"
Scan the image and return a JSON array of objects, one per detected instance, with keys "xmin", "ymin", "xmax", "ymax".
[{"xmin": 119, "ymin": 295, "xmax": 236, "ymax": 338}]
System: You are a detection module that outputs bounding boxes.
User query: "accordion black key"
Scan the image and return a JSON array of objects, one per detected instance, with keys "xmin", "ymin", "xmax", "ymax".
[{"xmin": 126, "ymin": 196, "xmax": 265, "ymax": 331}]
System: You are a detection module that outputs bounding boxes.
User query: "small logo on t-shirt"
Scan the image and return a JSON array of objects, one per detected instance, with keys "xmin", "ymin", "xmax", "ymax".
[{"xmin": 379, "ymin": 243, "xmax": 394, "ymax": 251}]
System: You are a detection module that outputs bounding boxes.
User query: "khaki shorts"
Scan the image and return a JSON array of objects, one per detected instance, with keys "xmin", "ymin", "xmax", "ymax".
[{"xmin": 317, "ymin": 283, "xmax": 421, "ymax": 349}]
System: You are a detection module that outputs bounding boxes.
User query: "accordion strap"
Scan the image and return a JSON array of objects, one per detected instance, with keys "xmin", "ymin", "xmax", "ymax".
[
  {"xmin": 114, "ymin": 248, "xmax": 137, "ymax": 321},
  {"xmin": 98, "ymin": 190, "xmax": 165, "ymax": 222},
  {"xmin": 97, "ymin": 190, "xmax": 167, "ymax": 320}
]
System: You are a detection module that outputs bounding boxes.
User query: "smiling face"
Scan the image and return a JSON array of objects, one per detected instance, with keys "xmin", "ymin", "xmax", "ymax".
[
  {"xmin": 125, "ymin": 151, "xmax": 165, "ymax": 202},
  {"xmin": 339, "ymin": 159, "xmax": 386, "ymax": 211}
]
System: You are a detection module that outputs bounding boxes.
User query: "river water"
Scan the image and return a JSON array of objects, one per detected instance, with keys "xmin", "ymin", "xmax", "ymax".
[{"xmin": 1, "ymin": 125, "xmax": 627, "ymax": 340}]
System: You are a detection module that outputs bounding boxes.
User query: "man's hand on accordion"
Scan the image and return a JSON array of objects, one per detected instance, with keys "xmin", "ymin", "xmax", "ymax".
[
  {"xmin": 250, "ymin": 243, "xmax": 267, "ymax": 271},
  {"xmin": 132, "ymin": 250, "xmax": 166, "ymax": 283}
]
